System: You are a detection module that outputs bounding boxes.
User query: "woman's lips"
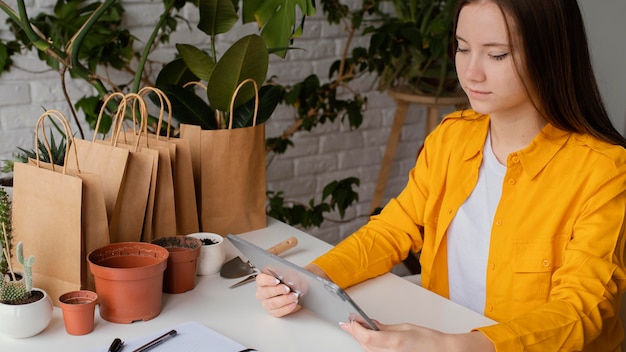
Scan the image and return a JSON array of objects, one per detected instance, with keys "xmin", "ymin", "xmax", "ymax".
[{"xmin": 466, "ymin": 88, "xmax": 490, "ymax": 100}]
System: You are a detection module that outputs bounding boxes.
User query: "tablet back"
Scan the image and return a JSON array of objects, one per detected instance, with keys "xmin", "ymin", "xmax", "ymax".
[{"xmin": 226, "ymin": 234, "xmax": 378, "ymax": 330}]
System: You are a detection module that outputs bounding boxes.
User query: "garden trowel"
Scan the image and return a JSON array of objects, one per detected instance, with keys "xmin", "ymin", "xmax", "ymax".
[{"xmin": 220, "ymin": 236, "xmax": 298, "ymax": 278}]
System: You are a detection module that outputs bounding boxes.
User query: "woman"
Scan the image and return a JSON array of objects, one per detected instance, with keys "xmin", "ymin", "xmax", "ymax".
[{"xmin": 256, "ymin": 0, "xmax": 626, "ymax": 350}]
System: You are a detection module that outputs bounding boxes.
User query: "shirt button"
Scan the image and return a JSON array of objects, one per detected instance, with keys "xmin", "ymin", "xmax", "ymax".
[
  {"xmin": 512, "ymin": 156, "xmax": 520, "ymax": 163},
  {"xmin": 486, "ymin": 304, "xmax": 493, "ymax": 312},
  {"xmin": 495, "ymin": 219, "xmax": 503, "ymax": 226},
  {"xmin": 489, "ymin": 262, "xmax": 495, "ymax": 270},
  {"xmin": 508, "ymin": 178, "xmax": 516, "ymax": 185},
  {"xmin": 542, "ymin": 259, "xmax": 551, "ymax": 267}
]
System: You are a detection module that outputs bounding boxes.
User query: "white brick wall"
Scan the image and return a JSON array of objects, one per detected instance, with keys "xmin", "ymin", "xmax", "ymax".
[{"xmin": 0, "ymin": 1, "xmax": 434, "ymax": 249}]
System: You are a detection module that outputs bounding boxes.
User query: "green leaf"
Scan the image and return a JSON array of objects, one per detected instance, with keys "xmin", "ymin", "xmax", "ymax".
[
  {"xmin": 176, "ymin": 44, "xmax": 215, "ymax": 82},
  {"xmin": 245, "ymin": 0, "xmax": 316, "ymax": 57},
  {"xmin": 155, "ymin": 58, "xmax": 201, "ymax": 87},
  {"xmin": 197, "ymin": 0, "xmax": 239, "ymax": 37},
  {"xmin": 231, "ymin": 84, "xmax": 283, "ymax": 128},
  {"xmin": 207, "ymin": 34, "xmax": 268, "ymax": 112},
  {"xmin": 157, "ymin": 84, "xmax": 217, "ymax": 130}
]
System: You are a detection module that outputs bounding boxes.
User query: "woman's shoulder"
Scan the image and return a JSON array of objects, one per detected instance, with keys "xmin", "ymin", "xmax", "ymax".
[
  {"xmin": 431, "ymin": 109, "xmax": 489, "ymax": 138},
  {"xmin": 439, "ymin": 109, "xmax": 488, "ymax": 129},
  {"xmin": 572, "ymin": 134, "xmax": 626, "ymax": 169}
]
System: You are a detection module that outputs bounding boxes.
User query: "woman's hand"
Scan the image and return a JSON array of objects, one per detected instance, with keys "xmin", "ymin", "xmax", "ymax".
[
  {"xmin": 340, "ymin": 320, "xmax": 495, "ymax": 352},
  {"xmin": 255, "ymin": 272, "xmax": 301, "ymax": 317},
  {"xmin": 255, "ymin": 263, "xmax": 330, "ymax": 317}
]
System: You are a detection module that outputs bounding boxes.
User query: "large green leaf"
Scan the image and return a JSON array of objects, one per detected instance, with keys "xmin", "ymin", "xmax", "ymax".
[
  {"xmin": 155, "ymin": 58, "xmax": 200, "ymax": 87},
  {"xmin": 231, "ymin": 84, "xmax": 284, "ymax": 128},
  {"xmin": 207, "ymin": 34, "xmax": 268, "ymax": 113},
  {"xmin": 242, "ymin": 0, "xmax": 316, "ymax": 57},
  {"xmin": 176, "ymin": 44, "xmax": 215, "ymax": 82},
  {"xmin": 156, "ymin": 84, "xmax": 217, "ymax": 130},
  {"xmin": 197, "ymin": 0, "xmax": 238, "ymax": 37}
]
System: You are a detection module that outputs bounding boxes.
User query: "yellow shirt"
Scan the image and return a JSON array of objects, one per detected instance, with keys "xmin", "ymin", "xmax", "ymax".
[{"xmin": 312, "ymin": 110, "xmax": 626, "ymax": 351}]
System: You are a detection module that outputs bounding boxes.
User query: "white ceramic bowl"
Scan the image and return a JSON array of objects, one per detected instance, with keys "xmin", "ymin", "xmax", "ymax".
[{"xmin": 186, "ymin": 232, "xmax": 226, "ymax": 275}]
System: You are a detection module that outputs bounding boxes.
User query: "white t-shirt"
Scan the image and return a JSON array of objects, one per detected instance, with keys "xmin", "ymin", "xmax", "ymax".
[{"xmin": 447, "ymin": 132, "xmax": 506, "ymax": 314}]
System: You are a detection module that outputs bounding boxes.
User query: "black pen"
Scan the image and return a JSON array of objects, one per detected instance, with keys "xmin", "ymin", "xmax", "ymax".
[
  {"xmin": 132, "ymin": 329, "xmax": 177, "ymax": 352},
  {"xmin": 108, "ymin": 338, "xmax": 124, "ymax": 352}
]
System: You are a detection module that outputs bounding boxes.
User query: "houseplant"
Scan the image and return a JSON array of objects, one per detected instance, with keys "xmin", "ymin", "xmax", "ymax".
[
  {"xmin": 0, "ymin": 187, "xmax": 12, "ymax": 275},
  {"xmin": 0, "ymin": 238, "xmax": 54, "ymax": 338},
  {"xmin": 0, "ymin": 0, "xmax": 363, "ymax": 231}
]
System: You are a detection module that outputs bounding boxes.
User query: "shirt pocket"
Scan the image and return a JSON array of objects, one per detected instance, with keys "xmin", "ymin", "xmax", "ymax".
[{"xmin": 511, "ymin": 236, "xmax": 567, "ymax": 307}]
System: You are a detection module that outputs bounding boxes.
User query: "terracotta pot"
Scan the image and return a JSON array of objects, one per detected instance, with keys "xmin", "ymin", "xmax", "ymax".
[
  {"xmin": 0, "ymin": 288, "xmax": 53, "ymax": 338},
  {"xmin": 186, "ymin": 232, "xmax": 226, "ymax": 275},
  {"xmin": 152, "ymin": 236, "xmax": 202, "ymax": 294},
  {"xmin": 58, "ymin": 290, "xmax": 98, "ymax": 336},
  {"xmin": 87, "ymin": 242, "xmax": 169, "ymax": 324}
]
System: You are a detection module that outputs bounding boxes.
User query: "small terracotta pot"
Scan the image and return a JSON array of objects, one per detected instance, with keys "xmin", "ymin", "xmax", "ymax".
[
  {"xmin": 58, "ymin": 290, "xmax": 98, "ymax": 336},
  {"xmin": 152, "ymin": 236, "xmax": 202, "ymax": 294},
  {"xmin": 87, "ymin": 242, "xmax": 169, "ymax": 324}
]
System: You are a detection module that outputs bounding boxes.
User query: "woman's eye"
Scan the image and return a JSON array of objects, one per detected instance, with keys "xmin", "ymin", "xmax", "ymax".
[
  {"xmin": 490, "ymin": 53, "xmax": 510, "ymax": 61},
  {"xmin": 456, "ymin": 47, "xmax": 469, "ymax": 54}
]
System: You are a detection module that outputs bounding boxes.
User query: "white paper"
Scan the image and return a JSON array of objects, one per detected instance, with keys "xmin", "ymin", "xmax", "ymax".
[{"xmin": 92, "ymin": 321, "xmax": 248, "ymax": 352}]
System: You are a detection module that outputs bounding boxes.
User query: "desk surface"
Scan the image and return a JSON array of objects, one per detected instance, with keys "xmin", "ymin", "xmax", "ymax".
[{"xmin": 1, "ymin": 218, "xmax": 495, "ymax": 351}]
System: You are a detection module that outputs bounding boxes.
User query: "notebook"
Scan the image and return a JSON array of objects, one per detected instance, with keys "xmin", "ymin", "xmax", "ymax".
[
  {"xmin": 227, "ymin": 234, "xmax": 378, "ymax": 330},
  {"xmin": 91, "ymin": 321, "xmax": 250, "ymax": 352}
]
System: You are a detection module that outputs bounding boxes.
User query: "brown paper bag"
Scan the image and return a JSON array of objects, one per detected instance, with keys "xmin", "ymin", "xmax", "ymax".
[
  {"xmin": 180, "ymin": 79, "xmax": 266, "ymax": 235},
  {"xmin": 98, "ymin": 93, "xmax": 154, "ymax": 243},
  {"xmin": 12, "ymin": 111, "xmax": 109, "ymax": 306},
  {"xmin": 66, "ymin": 93, "xmax": 130, "ymax": 229},
  {"xmin": 138, "ymin": 87, "xmax": 199, "ymax": 235},
  {"xmin": 113, "ymin": 91, "xmax": 177, "ymax": 241}
]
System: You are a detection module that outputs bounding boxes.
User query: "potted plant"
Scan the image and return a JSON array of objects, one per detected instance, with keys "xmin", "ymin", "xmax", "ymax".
[
  {"xmin": 0, "ymin": 237, "xmax": 54, "ymax": 339},
  {"xmin": 0, "ymin": 188, "xmax": 12, "ymax": 275}
]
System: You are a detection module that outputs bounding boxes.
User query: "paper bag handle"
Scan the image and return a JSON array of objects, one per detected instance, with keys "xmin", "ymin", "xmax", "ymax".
[
  {"xmin": 92, "ymin": 92, "xmax": 128, "ymax": 145},
  {"xmin": 137, "ymin": 87, "xmax": 173, "ymax": 141},
  {"xmin": 183, "ymin": 81, "xmax": 220, "ymax": 129},
  {"xmin": 118, "ymin": 93, "xmax": 149, "ymax": 151},
  {"xmin": 228, "ymin": 78, "xmax": 259, "ymax": 130},
  {"xmin": 34, "ymin": 110, "xmax": 78, "ymax": 175}
]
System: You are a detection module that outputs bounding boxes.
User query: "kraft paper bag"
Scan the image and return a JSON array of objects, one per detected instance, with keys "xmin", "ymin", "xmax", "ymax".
[
  {"xmin": 98, "ymin": 93, "xmax": 154, "ymax": 243},
  {"xmin": 66, "ymin": 93, "xmax": 130, "ymax": 228},
  {"xmin": 113, "ymin": 91, "xmax": 176, "ymax": 241},
  {"xmin": 180, "ymin": 79, "xmax": 266, "ymax": 235},
  {"xmin": 12, "ymin": 111, "xmax": 109, "ymax": 306},
  {"xmin": 124, "ymin": 87, "xmax": 199, "ymax": 235}
]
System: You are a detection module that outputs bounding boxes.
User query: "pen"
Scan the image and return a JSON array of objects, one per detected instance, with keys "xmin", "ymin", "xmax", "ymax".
[
  {"xmin": 108, "ymin": 338, "xmax": 124, "ymax": 352},
  {"xmin": 132, "ymin": 329, "xmax": 177, "ymax": 352}
]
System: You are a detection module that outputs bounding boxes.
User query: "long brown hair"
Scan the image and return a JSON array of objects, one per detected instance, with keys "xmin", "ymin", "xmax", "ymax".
[{"xmin": 453, "ymin": 0, "xmax": 626, "ymax": 147}]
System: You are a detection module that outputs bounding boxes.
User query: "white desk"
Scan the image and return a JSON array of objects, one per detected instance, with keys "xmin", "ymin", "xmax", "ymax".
[{"xmin": 1, "ymin": 218, "xmax": 495, "ymax": 351}]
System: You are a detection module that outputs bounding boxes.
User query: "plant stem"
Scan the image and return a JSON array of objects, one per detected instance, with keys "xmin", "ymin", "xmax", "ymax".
[{"xmin": 132, "ymin": 0, "xmax": 176, "ymax": 93}]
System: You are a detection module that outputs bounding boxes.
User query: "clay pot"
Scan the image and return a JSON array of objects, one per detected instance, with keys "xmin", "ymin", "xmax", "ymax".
[
  {"xmin": 152, "ymin": 236, "xmax": 202, "ymax": 294},
  {"xmin": 87, "ymin": 242, "xmax": 169, "ymax": 324},
  {"xmin": 58, "ymin": 290, "xmax": 98, "ymax": 336},
  {"xmin": 0, "ymin": 288, "xmax": 53, "ymax": 338}
]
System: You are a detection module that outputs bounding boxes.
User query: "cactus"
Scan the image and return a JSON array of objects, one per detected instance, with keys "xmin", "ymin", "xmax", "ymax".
[
  {"xmin": 0, "ymin": 224, "xmax": 35, "ymax": 304},
  {"xmin": 16, "ymin": 242, "xmax": 34, "ymax": 293}
]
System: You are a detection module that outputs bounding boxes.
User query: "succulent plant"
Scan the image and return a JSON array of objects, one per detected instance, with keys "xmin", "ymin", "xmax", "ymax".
[{"xmin": 0, "ymin": 188, "xmax": 11, "ymax": 275}]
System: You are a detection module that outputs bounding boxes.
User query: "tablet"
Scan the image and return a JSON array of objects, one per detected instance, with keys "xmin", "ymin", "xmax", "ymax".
[{"xmin": 226, "ymin": 234, "xmax": 379, "ymax": 330}]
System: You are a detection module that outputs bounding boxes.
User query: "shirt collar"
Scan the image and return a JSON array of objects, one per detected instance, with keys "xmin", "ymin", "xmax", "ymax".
[{"xmin": 461, "ymin": 115, "xmax": 571, "ymax": 178}]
